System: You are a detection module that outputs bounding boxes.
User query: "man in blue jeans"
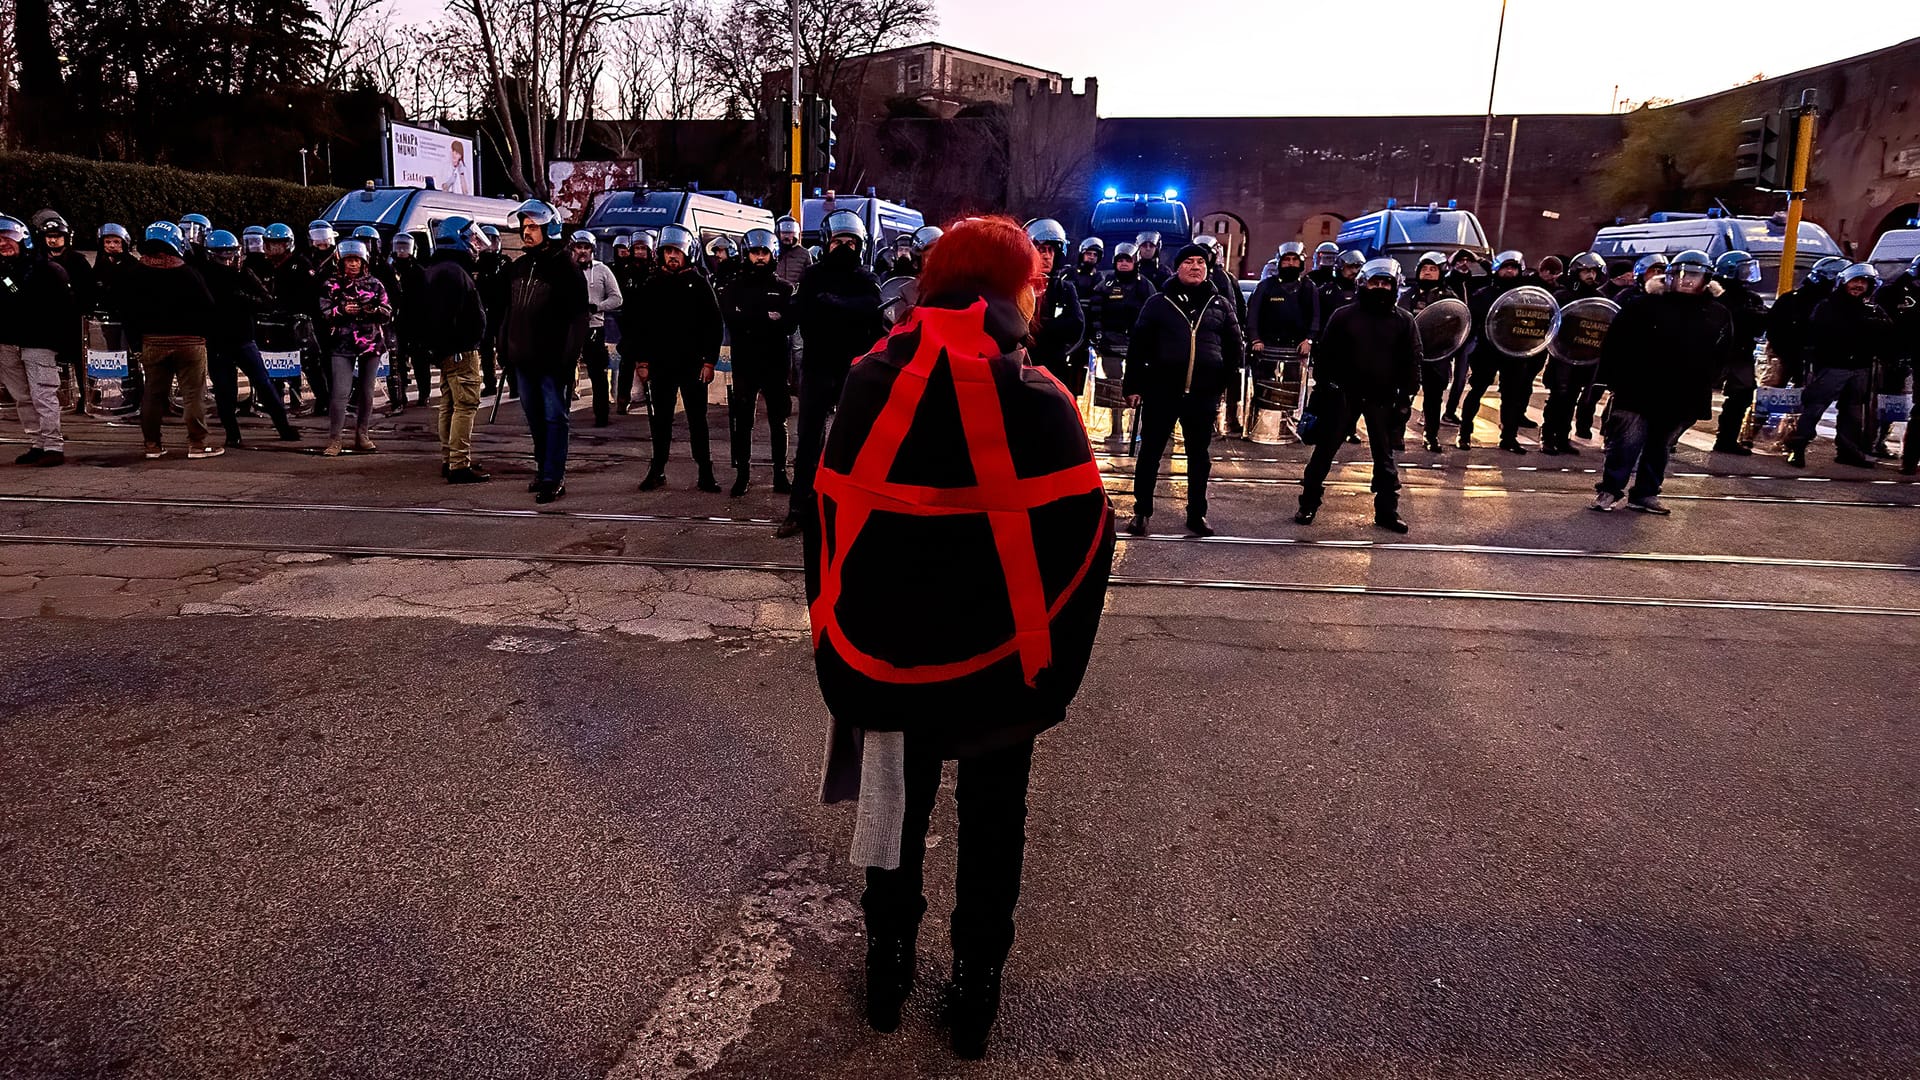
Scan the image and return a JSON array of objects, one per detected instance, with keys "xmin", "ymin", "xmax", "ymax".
[
  {"xmin": 1589, "ymin": 250, "xmax": 1737, "ymax": 514},
  {"xmin": 497, "ymin": 200, "xmax": 589, "ymax": 504}
]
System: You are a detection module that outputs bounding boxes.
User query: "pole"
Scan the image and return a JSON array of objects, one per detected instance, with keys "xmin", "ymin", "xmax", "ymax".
[
  {"xmin": 299, "ymin": 148, "xmax": 308, "ymax": 187},
  {"xmin": 1496, "ymin": 117, "xmax": 1518, "ymax": 249},
  {"xmin": 1473, "ymin": 0, "xmax": 1508, "ymax": 218},
  {"xmin": 1778, "ymin": 100, "xmax": 1818, "ymax": 294},
  {"xmin": 788, "ymin": 0, "xmax": 803, "ymax": 216}
]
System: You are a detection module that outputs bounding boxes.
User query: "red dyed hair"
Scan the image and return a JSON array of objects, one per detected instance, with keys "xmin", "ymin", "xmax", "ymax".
[{"xmin": 915, "ymin": 215, "xmax": 1042, "ymax": 325}]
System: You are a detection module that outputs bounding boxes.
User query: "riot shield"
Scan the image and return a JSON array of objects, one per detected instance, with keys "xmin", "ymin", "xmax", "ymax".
[
  {"xmin": 1547, "ymin": 296, "xmax": 1619, "ymax": 366},
  {"xmin": 879, "ymin": 276, "xmax": 918, "ymax": 329},
  {"xmin": 1413, "ymin": 297, "xmax": 1471, "ymax": 360},
  {"xmin": 1485, "ymin": 285, "xmax": 1561, "ymax": 358}
]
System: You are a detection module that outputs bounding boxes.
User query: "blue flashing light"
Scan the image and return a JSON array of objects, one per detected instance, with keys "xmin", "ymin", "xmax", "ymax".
[
  {"xmin": 812, "ymin": 187, "xmax": 823, "ymax": 196},
  {"xmin": 1163, "ymin": 187, "xmax": 1178, "ymax": 200},
  {"xmin": 1707, "ymin": 207, "xmax": 1724, "ymax": 218},
  {"xmin": 1447, "ymin": 199, "xmax": 1458, "ymax": 210},
  {"xmin": 1387, "ymin": 197, "xmax": 1398, "ymax": 209},
  {"xmin": 1104, "ymin": 186, "xmax": 1119, "ymax": 200}
]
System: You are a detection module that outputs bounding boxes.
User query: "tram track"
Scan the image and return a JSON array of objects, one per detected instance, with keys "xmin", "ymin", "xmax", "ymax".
[{"xmin": 5, "ymin": 531, "xmax": 1919, "ymax": 620}]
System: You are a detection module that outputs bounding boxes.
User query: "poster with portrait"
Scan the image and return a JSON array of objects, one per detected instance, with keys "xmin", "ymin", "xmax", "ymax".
[
  {"xmin": 548, "ymin": 160, "xmax": 644, "ymax": 223},
  {"xmin": 389, "ymin": 121, "xmax": 475, "ymax": 195}
]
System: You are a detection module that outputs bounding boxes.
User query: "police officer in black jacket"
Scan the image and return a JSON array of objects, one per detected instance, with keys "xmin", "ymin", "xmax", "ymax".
[
  {"xmin": 1318, "ymin": 250, "xmax": 1364, "ymax": 320},
  {"xmin": 632, "ymin": 224, "xmax": 724, "ymax": 494},
  {"xmin": 1877, "ymin": 255, "xmax": 1920, "ymax": 473},
  {"xmin": 1134, "ymin": 232, "xmax": 1170, "ymax": 289},
  {"xmin": 498, "ymin": 200, "xmax": 590, "ymax": 504},
  {"xmin": 722, "ymin": 228, "xmax": 795, "ymax": 497},
  {"xmin": 31, "ymin": 211, "xmax": 92, "ymax": 413},
  {"xmin": 1768, "ymin": 257, "xmax": 1846, "ymax": 389},
  {"xmin": 203, "ymin": 229, "xmax": 300, "ymax": 447},
  {"xmin": 419, "ymin": 217, "xmax": 491, "ymax": 484},
  {"xmin": 1539, "ymin": 251, "xmax": 1609, "ymax": 455},
  {"xmin": 249, "ymin": 222, "xmax": 324, "ymax": 414},
  {"xmin": 1249, "ymin": 240, "xmax": 1322, "ymax": 436},
  {"xmin": 1709, "ymin": 251, "xmax": 1768, "ymax": 455},
  {"xmin": 1787, "ymin": 262, "xmax": 1891, "ymax": 469},
  {"xmin": 1400, "ymin": 251, "xmax": 1462, "ymax": 453},
  {"xmin": 777, "ymin": 209, "xmax": 884, "ymax": 538},
  {"xmin": 386, "ymin": 232, "xmax": 432, "ymax": 410},
  {"xmin": 1024, "ymin": 218, "xmax": 1087, "ymax": 392},
  {"xmin": 1090, "ymin": 242, "xmax": 1155, "ymax": 449},
  {"xmin": 1123, "ymin": 243, "xmax": 1243, "ymax": 538},
  {"xmin": 1457, "ymin": 250, "xmax": 1532, "ymax": 452},
  {"xmin": 1296, "ymin": 258, "xmax": 1421, "ymax": 532}
]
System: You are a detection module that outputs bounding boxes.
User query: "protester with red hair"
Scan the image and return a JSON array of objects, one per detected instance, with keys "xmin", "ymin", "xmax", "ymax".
[{"xmin": 808, "ymin": 214, "xmax": 1115, "ymax": 1059}]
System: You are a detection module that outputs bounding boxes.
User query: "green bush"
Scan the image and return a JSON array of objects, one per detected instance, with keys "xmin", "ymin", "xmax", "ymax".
[{"xmin": 0, "ymin": 152, "xmax": 348, "ymax": 247}]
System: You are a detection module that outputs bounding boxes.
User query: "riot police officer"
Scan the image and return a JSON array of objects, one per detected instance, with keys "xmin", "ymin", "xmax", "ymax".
[
  {"xmin": 722, "ymin": 228, "xmax": 795, "ymax": 496},
  {"xmin": 1875, "ymin": 255, "xmax": 1920, "ymax": 473},
  {"xmin": 612, "ymin": 232, "xmax": 652, "ymax": 414},
  {"xmin": 1295, "ymin": 258, "xmax": 1420, "ymax": 532},
  {"xmin": 241, "ymin": 225, "xmax": 268, "ymax": 257},
  {"xmin": 1709, "ymin": 251, "xmax": 1767, "ymax": 455},
  {"xmin": 1308, "ymin": 242, "xmax": 1342, "ymax": 289},
  {"xmin": 1788, "ymin": 263, "xmax": 1890, "ymax": 469},
  {"xmin": 1192, "ymin": 234, "xmax": 1248, "ymax": 434},
  {"xmin": 706, "ymin": 235, "xmax": 741, "ymax": 293},
  {"xmin": 777, "ymin": 208, "xmax": 883, "ymax": 538},
  {"xmin": 476, "ymin": 224, "xmax": 513, "ymax": 399},
  {"xmin": 1540, "ymin": 251, "xmax": 1609, "ymax": 454},
  {"xmin": 1249, "ymin": 241, "xmax": 1322, "ymax": 358},
  {"xmin": 1025, "ymin": 218, "xmax": 1087, "ymax": 392},
  {"xmin": 203, "ymin": 229, "xmax": 300, "ymax": 446},
  {"xmin": 1399, "ymin": 251, "xmax": 1460, "ymax": 453},
  {"xmin": 1091, "ymin": 241, "xmax": 1156, "ymax": 449},
  {"xmin": 1319, "ymin": 250, "xmax": 1364, "ymax": 315},
  {"xmin": 498, "ymin": 200, "xmax": 590, "ymax": 503},
  {"xmin": 0, "ymin": 213, "xmax": 73, "ymax": 464},
  {"xmin": 774, "ymin": 215, "xmax": 811, "ymax": 287},
  {"xmin": 633, "ymin": 224, "xmax": 721, "ymax": 492},
  {"xmin": 1134, "ymin": 231, "xmax": 1169, "ymax": 288},
  {"xmin": 1457, "ymin": 250, "xmax": 1533, "ymax": 452},
  {"xmin": 573, "ymin": 229, "xmax": 624, "ymax": 427},
  {"xmin": 1072, "ymin": 236, "xmax": 1105, "ymax": 298},
  {"xmin": 386, "ymin": 231, "xmax": 433, "ymax": 410},
  {"xmin": 1766, "ymin": 255, "xmax": 1846, "ymax": 390}
]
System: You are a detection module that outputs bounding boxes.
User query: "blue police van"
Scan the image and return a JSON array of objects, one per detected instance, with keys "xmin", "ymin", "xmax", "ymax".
[
  {"xmin": 1334, "ymin": 201, "xmax": 1490, "ymax": 267},
  {"xmin": 1087, "ymin": 192, "xmax": 1192, "ymax": 260},
  {"xmin": 1590, "ymin": 210, "xmax": 1843, "ymax": 299},
  {"xmin": 800, "ymin": 195, "xmax": 924, "ymax": 257}
]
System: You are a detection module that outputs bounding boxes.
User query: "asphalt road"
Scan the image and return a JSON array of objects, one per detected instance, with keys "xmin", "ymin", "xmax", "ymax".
[{"xmin": 2, "ymin": 393, "xmax": 1918, "ymax": 1079}]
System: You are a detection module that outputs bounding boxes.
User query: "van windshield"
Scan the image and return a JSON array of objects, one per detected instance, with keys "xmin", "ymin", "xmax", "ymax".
[
  {"xmin": 1730, "ymin": 219, "xmax": 1842, "ymax": 256},
  {"xmin": 585, "ymin": 192, "xmax": 682, "ymax": 230}
]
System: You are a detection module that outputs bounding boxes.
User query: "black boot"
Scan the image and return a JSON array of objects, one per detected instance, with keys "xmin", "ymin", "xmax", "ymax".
[
  {"xmin": 639, "ymin": 466, "xmax": 668, "ymax": 491},
  {"xmin": 729, "ymin": 468, "xmax": 750, "ymax": 497},
  {"xmin": 771, "ymin": 468, "xmax": 792, "ymax": 494},
  {"xmin": 947, "ymin": 955, "xmax": 1004, "ymax": 1060},
  {"xmin": 1785, "ymin": 446, "xmax": 1807, "ymax": 467},
  {"xmin": 696, "ymin": 463, "xmax": 722, "ymax": 493},
  {"xmin": 1713, "ymin": 439, "xmax": 1753, "ymax": 456},
  {"xmin": 865, "ymin": 930, "xmax": 916, "ymax": 1034},
  {"xmin": 1374, "ymin": 509, "xmax": 1409, "ymax": 534},
  {"xmin": 1499, "ymin": 437, "xmax": 1528, "ymax": 455}
]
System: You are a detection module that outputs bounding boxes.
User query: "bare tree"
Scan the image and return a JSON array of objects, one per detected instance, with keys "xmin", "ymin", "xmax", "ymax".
[
  {"xmin": 0, "ymin": 0, "xmax": 17, "ymax": 150},
  {"xmin": 316, "ymin": 0, "xmax": 390, "ymax": 89}
]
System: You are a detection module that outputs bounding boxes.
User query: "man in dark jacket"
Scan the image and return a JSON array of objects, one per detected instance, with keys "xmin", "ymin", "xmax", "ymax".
[
  {"xmin": 1296, "ymin": 258, "xmax": 1421, "ymax": 531},
  {"xmin": 497, "ymin": 201, "xmax": 590, "ymax": 503},
  {"xmin": 633, "ymin": 225, "xmax": 725, "ymax": 493},
  {"xmin": 121, "ymin": 222, "xmax": 222, "ymax": 460},
  {"xmin": 1399, "ymin": 251, "xmax": 1464, "ymax": 453},
  {"xmin": 1539, "ymin": 251, "xmax": 1610, "ymax": 455},
  {"xmin": 612, "ymin": 233, "xmax": 654, "ymax": 414},
  {"xmin": 1090, "ymin": 242, "xmax": 1156, "ymax": 448},
  {"xmin": 385, "ymin": 232, "xmax": 432, "ymax": 410},
  {"xmin": 778, "ymin": 209, "xmax": 883, "ymax": 538},
  {"xmin": 1194, "ymin": 235, "xmax": 1249, "ymax": 434},
  {"xmin": 1318, "ymin": 249, "xmax": 1363, "ymax": 319},
  {"xmin": 723, "ymin": 228, "xmax": 795, "ymax": 497},
  {"xmin": 1768, "ymin": 257, "xmax": 1846, "ymax": 388},
  {"xmin": 1877, "ymin": 256, "xmax": 1920, "ymax": 474},
  {"xmin": 420, "ymin": 217, "xmax": 491, "ymax": 483},
  {"xmin": 1787, "ymin": 263, "xmax": 1891, "ymax": 469},
  {"xmin": 1124, "ymin": 244, "xmax": 1243, "ymax": 537},
  {"xmin": 0, "ymin": 214, "xmax": 74, "ymax": 464},
  {"xmin": 1589, "ymin": 250, "xmax": 1737, "ymax": 513},
  {"xmin": 1709, "ymin": 251, "xmax": 1768, "ymax": 455},
  {"xmin": 1024, "ymin": 219, "xmax": 1087, "ymax": 392},
  {"xmin": 1456, "ymin": 250, "xmax": 1533, "ymax": 452},
  {"xmin": 203, "ymin": 230, "xmax": 299, "ymax": 447},
  {"xmin": 1249, "ymin": 240, "xmax": 1322, "ymax": 439},
  {"xmin": 32, "ymin": 211, "xmax": 92, "ymax": 414},
  {"xmin": 1134, "ymin": 232, "xmax": 1169, "ymax": 289}
]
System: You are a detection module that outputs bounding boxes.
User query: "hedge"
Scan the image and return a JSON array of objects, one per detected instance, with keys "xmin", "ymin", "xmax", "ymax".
[{"xmin": 0, "ymin": 152, "xmax": 348, "ymax": 248}]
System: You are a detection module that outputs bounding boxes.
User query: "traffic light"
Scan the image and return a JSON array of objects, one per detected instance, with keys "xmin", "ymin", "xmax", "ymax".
[
  {"xmin": 1734, "ymin": 112, "xmax": 1785, "ymax": 189},
  {"xmin": 769, "ymin": 97, "xmax": 792, "ymax": 175},
  {"xmin": 802, "ymin": 94, "xmax": 837, "ymax": 177}
]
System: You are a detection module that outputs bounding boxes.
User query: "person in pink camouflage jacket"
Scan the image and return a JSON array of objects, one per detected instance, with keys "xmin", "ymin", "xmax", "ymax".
[{"xmin": 320, "ymin": 239, "xmax": 392, "ymax": 455}]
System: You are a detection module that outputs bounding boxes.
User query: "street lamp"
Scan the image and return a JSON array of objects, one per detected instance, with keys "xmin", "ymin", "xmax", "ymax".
[
  {"xmin": 298, "ymin": 147, "xmax": 310, "ymax": 187},
  {"xmin": 1472, "ymin": 0, "xmax": 1509, "ymax": 219}
]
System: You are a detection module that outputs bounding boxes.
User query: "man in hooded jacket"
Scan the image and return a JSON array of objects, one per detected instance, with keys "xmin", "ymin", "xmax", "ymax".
[{"xmin": 497, "ymin": 202, "xmax": 590, "ymax": 503}]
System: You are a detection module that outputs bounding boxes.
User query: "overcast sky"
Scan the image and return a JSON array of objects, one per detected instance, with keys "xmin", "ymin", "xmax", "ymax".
[{"xmin": 389, "ymin": 0, "xmax": 1913, "ymax": 118}]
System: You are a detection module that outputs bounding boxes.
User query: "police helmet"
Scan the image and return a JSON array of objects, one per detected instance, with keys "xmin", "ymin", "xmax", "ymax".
[
  {"xmin": 613, "ymin": 234, "xmax": 633, "ymax": 252},
  {"xmin": 140, "ymin": 221, "xmax": 187, "ymax": 258},
  {"xmin": 824, "ymin": 210, "xmax": 867, "ymax": 248},
  {"xmin": 742, "ymin": 228, "xmax": 777, "ymax": 255},
  {"xmin": 481, "ymin": 224, "xmax": 501, "ymax": 240},
  {"xmin": 32, "ymin": 210, "xmax": 70, "ymax": 238},
  {"xmin": 636, "ymin": 228, "xmax": 659, "ymax": 249},
  {"xmin": 570, "ymin": 229, "xmax": 598, "ymax": 248},
  {"xmin": 706, "ymin": 235, "xmax": 738, "ymax": 258},
  {"xmin": 776, "ymin": 215, "xmax": 801, "ymax": 241},
  {"xmin": 1416, "ymin": 250, "xmax": 1448, "ymax": 270},
  {"xmin": 910, "ymin": 224, "xmax": 944, "ymax": 253},
  {"xmin": 1570, "ymin": 251, "xmax": 1606, "ymax": 273},
  {"xmin": 0, "ymin": 214, "xmax": 32, "ymax": 250},
  {"xmin": 98, "ymin": 222, "xmax": 132, "ymax": 244},
  {"xmin": 1668, "ymin": 249, "xmax": 1713, "ymax": 290},
  {"xmin": 1078, "ymin": 235, "xmax": 1105, "ymax": 256},
  {"xmin": 1313, "ymin": 241, "xmax": 1340, "ymax": 268},
  {"xmin": 1836, "ymin": 262, "xmax": 1880, "ymax": 288},
  {"xmin": 657, "ymin": 224, "xmax": 696, "ymax": 256},
  {"xmin": 1806, "ymin": 256, "xmax": 1848, "ymax": 284},
  {"xmin": 1337, "ymin": 249, "xmax": 1366, "ymax": 269},
  {"xmin": 1113, "ymin": 241, "xmax": 1139, "ymax": 261},
  {"xmin": 241, "ymin": 225, "xmax": 267, "ymax": 254},
  {"xmin": 1025, "ymin": 218, "xmax": 1068, "ymax": 251},
  {"xmin": 308, "ymin": 219, "xmax": 337, "ymax": 246},
  {"xmin": 264, "ymin": 223, "xmax": 295, "ymax": 243},
  {"xmin": 391, "ymin": 232, "xmax": 417, "ymax": 258},
  {"xmin": 1493, "ymin": 250, "xmax": 1525, "ymax": 271},
  {"xmin": 1633, "ymin": 254, "xmax": 1670, "ymax": 281},
  {"xmin": 351, "ymin": 225, "xmax": 381, "ymax": 255},
  {"xmin": 1135, "ymin": 231, "xmax": 1162, "ymax": 247},
  {"xmin": 1908, "ymin": 254, "xmax": 1920, "ymax": 278},
  {"xmin": 512, "ymin": 199, "xmax": 565, "ymax": 240},
  {"xmin": 433, "ymin": 216, "xmax": 474, "ymax": 253},
  {"xmin": 1359, "ymin": 258, "xmax": 1401, "ymax": 286},
  {"xmin": 1277, "ymin": 241, "xmax": 1306, "ymax": 260},
  {"xmin": 1714, "ymin": 250, "xmax": 1760, "ymax": 285},
  {"xmin": 177, "ymin": 212, "xmax": 213, "ymax": 246},
  {"xmin": 336, "ymin": 238, "xmax": 371, "ymax": 263},
  {"xmin": 206, "ymin": 229, "xmax": 240, "ymax": 252}
]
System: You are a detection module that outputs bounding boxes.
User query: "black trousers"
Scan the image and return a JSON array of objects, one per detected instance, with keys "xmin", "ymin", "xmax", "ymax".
[
  {"xmin": 1419, "ymin": 359, "xmax": 1454, "ymax": 440},
  {"xmin": 789, "ymin": 363, "xmax": 849, "ymax": 519},
  {"xmin": 1300, "ymin": 396, "xmax": 1402, "ymax": 514},
  {"xmin": 1134, "ymin": 391, "xmax": 1218, "ymax": 521},
  {"xmin": 1542, "ymin": 359, "xmax": 1599, "ymax": 443},
  {"xmin": 730, "ymin": 352, "xmax": 791, "ymax": 471},
  {"xmin": 398, "ymin": 346, "xmax": 433, "ymax": 404},
  {"xmin": 1459, "ymin": 344, "xmax": 1534, "ymax": 440},
  {"xmin": 209, "ymin": 339, "xmax": 292, "ymax": 439},
  {"xmin": 1576, "ymin": 380, "xmax": 1605, "ymax": 435},
  {"xmin": 646, "ymin": 363, "xmax": 712, "ymax": 469},
  {"xmin": 862, "ymin": 737, "xmax": 1036, "ymax": 962},
  {"xmin": 1718, "ymin": 353, "xmax": 1758, "ymax": 445},
  {"xmin": 580, "ymin": 330, "xmax": 611, "ymax": 425}
]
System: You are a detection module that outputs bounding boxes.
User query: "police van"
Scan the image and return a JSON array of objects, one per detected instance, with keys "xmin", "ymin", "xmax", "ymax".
[
  {"xmin": 1590, "ymin": 210, "xmax": 1843, "ymax": 299},
  {"xmin": 320, "ymin": 184, "xmax": 529, "ymax": 252},
  {"xmin": 584, "ymin": 188, "xmax": 775, "ymax": 263},
  {"xmin": 1334, "ymin": 201, "xmax": 1490, "ymax": 267},
  {"xmin": 1087, "ymin": 191, "xmax": 1192, "ymax": 260},
  {"xmin": 1867, "ymin": 228, "xmax": 1920, "ymax": 281},
  {"xmin": 800, "ymin": 194, "xmax": 924, "ymax": 256}
]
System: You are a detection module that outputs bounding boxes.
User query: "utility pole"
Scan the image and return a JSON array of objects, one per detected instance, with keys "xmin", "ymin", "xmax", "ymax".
[
  {"xmin": 1496, "ymin": 117, "xmax": 1518, "ymax": 249},
  {"xmin": 1473, "ymin": 0, "xmax": 1508, "ymax": 219},
  {"xmin": 789, "ymin": 0, "xmax": 803, "ymax": 217},
  {"xmin": 1777, "ymin": 90, "xmax": 1819, "ymax": 293},
  {"xmin": 299, "ymin": 147, "xmax": 309, "ymax": 187}
]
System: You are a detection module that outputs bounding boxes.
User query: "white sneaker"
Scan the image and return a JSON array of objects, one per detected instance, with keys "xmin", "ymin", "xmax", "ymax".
[
  {"xmin": 1629, "ymin": 495, "xmax": 1671, "ymax": 515},
  {"xmin": 187, "ymin": 445, "xmax": 226, "ymax": 460},
  {"xmin": 1590, "ymin": 492, "xmax": 1620, "ymax": 512}
]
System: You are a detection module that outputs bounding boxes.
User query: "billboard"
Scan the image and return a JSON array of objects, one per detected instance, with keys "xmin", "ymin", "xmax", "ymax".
[
  {"xmin": 548, "ymin": 160, "xmax": 644, "ymax": 223},
  {"xmin": 389, "ymin": 120, "xmax": 475, "ymax": 195}
]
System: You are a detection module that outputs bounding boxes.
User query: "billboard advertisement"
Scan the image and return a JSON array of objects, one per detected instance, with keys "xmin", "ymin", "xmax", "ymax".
[
  {"xmin": 389, "ymin": 121, "xmax": 475, "ymax": 195},
  {"xmin": 548, "ymin": 160, "xmax": 644, "ymax": 223}
]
